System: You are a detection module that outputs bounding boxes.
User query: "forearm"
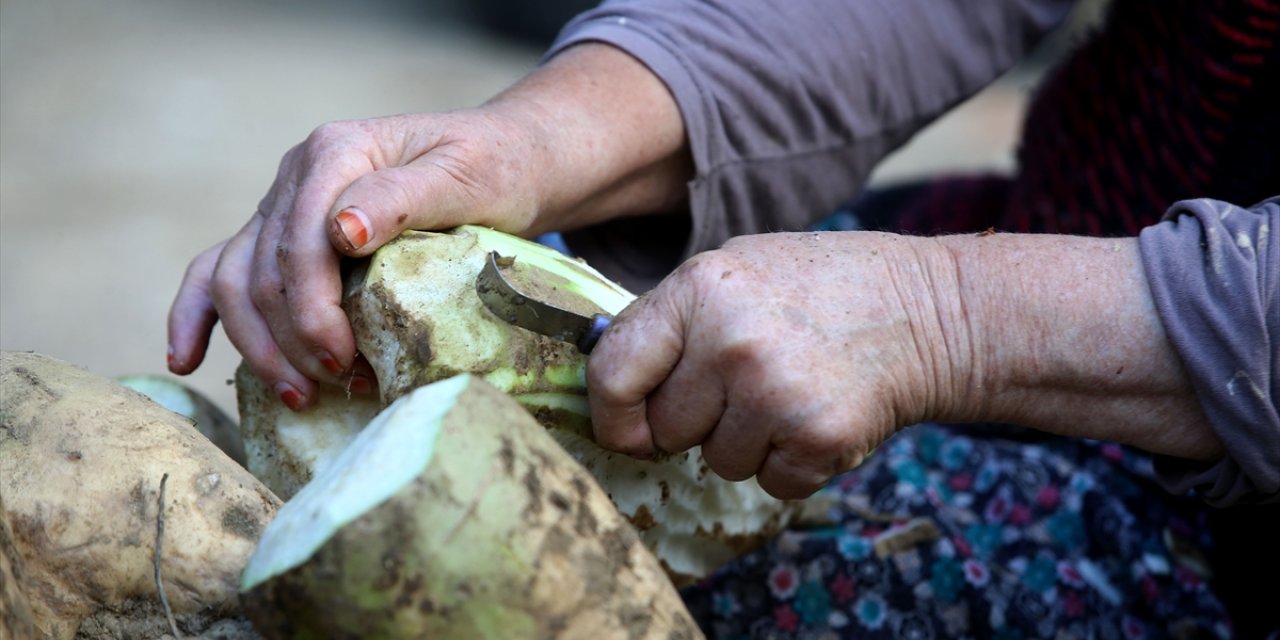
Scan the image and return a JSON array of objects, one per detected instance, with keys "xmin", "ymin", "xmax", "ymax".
[
  {"xmin": 482, "ymin": 43, "xmax": 692, "ymax": 236},
  {"xmin": 922, "ymin": 233, "xmax": 1223, "ymax": 460},
  {"xmin": 550, "ymin": 0, "xmax": 1074, "ymax": 250}
]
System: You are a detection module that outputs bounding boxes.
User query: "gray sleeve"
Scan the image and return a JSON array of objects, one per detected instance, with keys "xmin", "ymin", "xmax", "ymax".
[
  {"xmin": 545, "ymin": 0, "xmax": 1074, "ymax": 291},
  {"xmin": 1139, "ymin": 196, "xmax": 1280, "ymax": 506}
]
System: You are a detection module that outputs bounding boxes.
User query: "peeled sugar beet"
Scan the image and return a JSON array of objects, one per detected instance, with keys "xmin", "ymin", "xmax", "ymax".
[
  {"xmin": 240, "ymin": 373, "xmax": 702, "ymax": 640},
  {"xmin": 238, "ymin": 225, "xmax": 800, "ymax": 583}
]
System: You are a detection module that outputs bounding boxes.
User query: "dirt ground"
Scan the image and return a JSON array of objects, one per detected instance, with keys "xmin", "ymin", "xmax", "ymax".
[{"xmin": 0, "ymin": 0, "xmax": 1070, "ymax": 419}]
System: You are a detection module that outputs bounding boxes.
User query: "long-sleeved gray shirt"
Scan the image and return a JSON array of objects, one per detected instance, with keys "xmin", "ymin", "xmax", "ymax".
[
  {"xmin": 548, "ymin": 0, "xmax": 1074, "ymax": 291},
  {"xmin": 1142, "ymin": 198, "xmax": 1279, "ymax": 506},
  {"xmin": 547, "ymin": 1, "xmax": 1279, "ymax": 504}
]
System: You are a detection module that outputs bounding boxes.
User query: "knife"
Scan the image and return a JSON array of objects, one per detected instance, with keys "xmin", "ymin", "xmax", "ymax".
[{"xmin": 475, "ymin": 251, "xmax": 613, "ymax": 354}]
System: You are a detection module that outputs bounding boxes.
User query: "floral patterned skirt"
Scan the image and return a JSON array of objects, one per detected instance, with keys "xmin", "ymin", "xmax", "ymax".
[{"xmin": 679, "ymin": 424, "xmax": 1234, "ymax": 639}]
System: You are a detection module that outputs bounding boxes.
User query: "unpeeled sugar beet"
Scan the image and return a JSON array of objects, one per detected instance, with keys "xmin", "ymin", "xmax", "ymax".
[{"xmin": 1, "ymin": 351, "xmax": 279, "ymax": 639}]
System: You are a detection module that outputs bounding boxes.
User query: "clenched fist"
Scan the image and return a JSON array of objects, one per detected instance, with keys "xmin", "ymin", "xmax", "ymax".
[
  {"xmin": 588, "ymin": 231, "xmax": 1220, "ymax": 499},
  {"xmin": 588, "ymin": 231, "xmax": 968, "ymax": 499}
]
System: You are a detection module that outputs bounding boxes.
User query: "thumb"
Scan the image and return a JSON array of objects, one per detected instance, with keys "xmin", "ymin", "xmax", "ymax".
[
  {"xmin": 327, "ymin": 160, "xmax": 517, "ymax": 257},
  {"xmin": 587, "ymin": 288, "xmax": 688, "ymax": 457}
]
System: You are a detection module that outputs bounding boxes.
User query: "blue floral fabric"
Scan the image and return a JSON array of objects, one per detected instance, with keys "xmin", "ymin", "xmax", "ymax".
[{"xmin": 679, "ymin": 425, "xmax": 1233, "ymax": 639}]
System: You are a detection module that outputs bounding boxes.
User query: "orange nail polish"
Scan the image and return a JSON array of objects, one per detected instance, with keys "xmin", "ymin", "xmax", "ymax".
[
  {"xmin": 319, "ymin": 353, "xmax": 344, "ymax": 376},
  {"xmin": 348, "ymin": 374, "xmax": 374, "ymax": 394},
  {"xmin": 335, "ymin": 208, "xmax": 370, "ymax": 251},
  {"xmin": 276, "ymin": 383, "xmax": 305, "ymax": 411}
]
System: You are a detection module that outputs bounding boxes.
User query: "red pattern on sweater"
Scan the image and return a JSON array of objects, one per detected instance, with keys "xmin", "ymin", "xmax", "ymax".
[{"xmin": 894, "ymin": 0, "xmax": 1278, "ymax": 237}]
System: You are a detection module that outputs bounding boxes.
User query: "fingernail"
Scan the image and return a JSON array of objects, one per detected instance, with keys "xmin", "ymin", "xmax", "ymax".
[
  {"xmin": 335, "ymin": 207, "xmax": 371, "ymax": 251},
  {"xmin": 348, "ymin": 373, "xmax": 374, "ymax": 394},
  {"xmin": 319, "ymin": 352, "xmax": 344, "ymax": 376},
  {"xmin": 276, "ymin": 382, "xmax": 305, "ymax": 411},
  {"xmin": 166, "ymin": 344, "xmax": 177, "ymax": 369},
  {"xmin": 350, "ymin": 354, "xmax": 378, "ymax": 394}
]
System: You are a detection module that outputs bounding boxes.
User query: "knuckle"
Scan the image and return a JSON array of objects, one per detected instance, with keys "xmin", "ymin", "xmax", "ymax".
[
  {"xmin": 589, "ymin": 422, "xmax": 619, "ymax": 449},
  {"xmin": 671, "ymin": 251, "xmax": 727, "ymax": 288},
  {"xmin": 720, "ymin": 235, "xmax": 749, "ymax": 251},
  {"xmin": 593, "ymin": 426, "xmax": 648, "ymax": 457},
  {"xmin": 756, "ymin": 469, "xmax": 788, "ymax": 499},
  {"xmin": 183, "ymin": 247, "xmax": 219, "ymax": 284},
  {"xmin": 306, "ymin": 120, "xmax": 352, "ymax": 145},
  {"xmin": 789, "ymin": 414, "xmax": 857, "ymax": 462},
  {"xmin": 248, "ymin": 274, "xmax": 284, "ymax": 309},
  {"xmin": 304, "ymin": 121, "xmax": 373, "ymax": 162},
  {"xmin": 772, "ymin": 420, "xmax": 860, "ymax": 489},
  {"xmin": 720, "ymin": 233, "xmax": 768, "ymax": 254},
  {"xmin": 760, "ymin": 473, "xmax": 822, "ymax": 501},
  {"xmin": 669, "ymin": 248, "xmax": 751, "ymax": 311},
  {"xmin": 273, "ymin": 146, "xmax": 301, "ymax": 181},
  {"xmin": 701, "ymin": 446, "xmax": 754, "ymax": 482},
  {"xmin": 712, "ymin": 338, "xmax": 773, "ymax": 390},
  {"xmin": 290, "ymin": 311, "xmax": 331, "ymax": 347},
  {"xmin": 593, "ymin": 430, "xmax": 627, "ymax": 453},
  {"xmin": 208, "ymin": 268, "xmax": 241, "ymax": 307},
  {"xmin": 761, "ymin": 449, "xmax": 829, "ymax": 499},
  {"xmin": 255, "ymin": 193, "xmax": 276, "ymax": 217},
  {"xmin": 716, "ymin": 338, "xmax": 764, "ymax": 371},
  {"xmin": 648, "ymin": 425, "xmax": 693, "ymax": 456}
]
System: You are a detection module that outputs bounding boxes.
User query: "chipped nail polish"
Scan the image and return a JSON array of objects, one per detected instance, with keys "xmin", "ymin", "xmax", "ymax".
[{"xmin": 335, "ymin": 207, "xmax": 371, "ymax": 251}]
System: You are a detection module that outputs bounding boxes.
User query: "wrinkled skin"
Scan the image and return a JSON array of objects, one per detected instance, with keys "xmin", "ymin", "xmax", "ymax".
[
  {"xmin": 167, "ymin": 111, "xmax": 542, "ymax": 406},
  {"xmin": 586, "ymin": 225, "xmax": 1226, "ymax": 499},
  {"xmin": 587, "ymin": 232, "xmax": 954, "ymax": 499},
  {"xmin": 167, "ymin": 44, "xmax": 689, "ymax": 410},
  {"xmin": 168, "ymin": 42, "xmax": 1218, "ymax": 504}
]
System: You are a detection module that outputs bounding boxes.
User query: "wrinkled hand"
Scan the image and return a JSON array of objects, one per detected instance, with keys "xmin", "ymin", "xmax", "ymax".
[
  {"xmin": 588, "ymin": 232, "xmax": 969, "ymax": 499},
  {"xmin": 168, "ymin": 111, "xmax": 548, "ymax": 408},
  {"xmin": 167, "ymin": 44, "xmax": 689, "ymax": 411}
]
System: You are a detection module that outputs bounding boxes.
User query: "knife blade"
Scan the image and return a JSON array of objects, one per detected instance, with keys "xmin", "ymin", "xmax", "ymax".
[{"xmin": 475, "ymin": 251, "xmax": 612, "ymax": 354}]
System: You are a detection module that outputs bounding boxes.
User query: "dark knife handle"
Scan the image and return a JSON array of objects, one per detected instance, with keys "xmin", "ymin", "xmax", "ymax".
[{"xmin": 577, "ymin": 314, "xmax": 612, "ymax": 354}]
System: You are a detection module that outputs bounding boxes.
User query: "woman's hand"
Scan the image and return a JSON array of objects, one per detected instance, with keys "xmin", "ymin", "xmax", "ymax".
[
  {"xmin": 586, "ymin": 231, "xmax": 968, "ymax": 499},
  {"xmin": 167, "ymin": 44, "xmax": 691, "ymax": 409},
  {"xmin": 587, "ymin": 231, "xmax": 1222, "ymax": 499},
  {"xmin": 168, "ymin": 112, "xmax": 547, "ymax": 409}
]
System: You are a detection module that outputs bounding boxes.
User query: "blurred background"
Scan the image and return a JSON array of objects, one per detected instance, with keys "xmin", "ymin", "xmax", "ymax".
[{"xmin": 0, "ymin": 0, "xmax": 1097, "ymax": 419}]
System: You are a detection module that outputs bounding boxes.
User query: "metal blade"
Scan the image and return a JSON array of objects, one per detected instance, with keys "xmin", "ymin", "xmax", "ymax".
[{"xmin": 475, "ymin": 251, "xmax": 610, "ymax": 353}]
